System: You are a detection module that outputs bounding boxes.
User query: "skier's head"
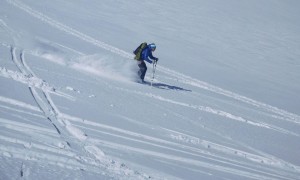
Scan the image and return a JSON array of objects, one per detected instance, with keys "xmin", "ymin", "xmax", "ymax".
[{"xmin": 149, "ymin": 43, "xmax": 156, "ymax": 51}]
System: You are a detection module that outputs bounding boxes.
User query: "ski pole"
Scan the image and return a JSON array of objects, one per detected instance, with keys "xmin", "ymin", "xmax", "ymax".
[{"xmin": 151, "ymin": 60, "xmax": 157, "ymax": 87}]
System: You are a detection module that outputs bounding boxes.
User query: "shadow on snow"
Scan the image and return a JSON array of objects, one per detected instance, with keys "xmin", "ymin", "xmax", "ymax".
[{"xmin": 144, "ymin": 81, "xmax": 191, "ymax": 92}]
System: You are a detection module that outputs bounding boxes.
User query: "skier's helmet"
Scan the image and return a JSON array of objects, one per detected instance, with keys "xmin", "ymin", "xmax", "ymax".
[{"xmin": 149, "ymin": 43, "xmax": 156, "ymax": 51}]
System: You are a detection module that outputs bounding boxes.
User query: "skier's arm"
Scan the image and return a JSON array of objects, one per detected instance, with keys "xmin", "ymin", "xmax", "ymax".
[
  {"xmin": 148, "ymin": 52, "xmax": 156, "ymax": 60},
  {"xmin": 142, "ymin": 49, "xmax": 153, "ymax": 64},
  {"xmin": 144, "ymin": 58, "xmax": 152, "ymax": 64},
  {"xmin": 148, "ymin": 51, "xmax": 158, "ymax": 62}
]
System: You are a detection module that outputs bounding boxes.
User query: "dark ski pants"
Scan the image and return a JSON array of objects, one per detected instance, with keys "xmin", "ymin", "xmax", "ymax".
[{"xmin": 138, "ymin": 61, "xmax": 147, "ymax": 80}]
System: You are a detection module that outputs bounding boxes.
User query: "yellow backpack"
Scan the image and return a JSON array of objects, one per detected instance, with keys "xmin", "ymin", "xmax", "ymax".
[{"xmin": 133, "ymin": 42, "xmax": 147, "ymax": 60}]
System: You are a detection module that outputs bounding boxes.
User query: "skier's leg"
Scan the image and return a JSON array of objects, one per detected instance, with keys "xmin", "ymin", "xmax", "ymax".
[
  {"xmin": 138, "ymin": 61, "xmax": 147, "ymax": 81},
  {"xmin": 141, "ymin": 62, "xmax": 147, "ymax": 80}
]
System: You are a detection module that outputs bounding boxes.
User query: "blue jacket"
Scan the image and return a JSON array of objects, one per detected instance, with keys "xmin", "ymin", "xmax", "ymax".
[{"xmin": 141, "ymin": 45, "xmax": 157, "ymax": 64}]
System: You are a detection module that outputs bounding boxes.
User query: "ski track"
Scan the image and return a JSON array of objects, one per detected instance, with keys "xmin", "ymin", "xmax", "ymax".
[
  {"xmin": 63, "ymin": 113, "xmax": 300, "ymax": 180},
  {"xmin": 6, "ymin": 0, "xmax": 300, "ymax": 125},
  {"xmin": 0, "ymin": 46, "xmax": 75, "ymax": 102},
  {"xmin": 2, "ymin": 0, "xmax": 300, "ymax": 179},
  {"xmin": 112, "ymin": 85, "xmax": 299, "ymax": 137},
  {"xmin": 1, "ymin": 44, "xmax": 155, "ymax": 179},
  {"xmin": 0, "ymin": 95, "xmax": 41, "ymax": 112},
  {"xmin": 9, "ymin": 45, "xmax": 73, "ymax": 148},
  {"xmin": 89, "ymin": 139, "xmax": 295, "ymax": 180},
  {"xmin": 1, "ymin": 49, "xmax": 299, "ymax": 179},
  {"xmin": 0, "ymin": 65, "xmax": 75, "ymax": 102},
  {"xmin": 6, "ymin": 0, "xmax": 132, "ymax": 59},
  {"xmin": 158, "ymin": 67, "xmax": 300, "ymax": 124}
]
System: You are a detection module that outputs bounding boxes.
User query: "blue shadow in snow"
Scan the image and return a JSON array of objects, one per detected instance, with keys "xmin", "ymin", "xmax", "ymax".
[{"xmin": 145, "ymin": 82, "xmax": 192, "ymax": 92}]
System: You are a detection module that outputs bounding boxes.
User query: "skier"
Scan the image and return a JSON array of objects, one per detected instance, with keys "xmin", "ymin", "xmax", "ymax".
[{"xmin": 134, "ymin": 43, "xmax": 159, "ymax": 82}]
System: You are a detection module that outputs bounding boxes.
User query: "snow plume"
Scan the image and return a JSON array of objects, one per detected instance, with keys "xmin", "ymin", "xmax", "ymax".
[
  {"xmin": 70, "ymin": 54, "xmax": 138, "ymax": 82},
  {"xmin": 31, "ymin": 37, "xmax": 138, "ymax": 83},
  {"xmin": 39, "ymin": 53, "xmax": 67, "ymax": 66},
  {"xmin": 33, "ymin": 48, "xmax": 139, "ymax": 82}
]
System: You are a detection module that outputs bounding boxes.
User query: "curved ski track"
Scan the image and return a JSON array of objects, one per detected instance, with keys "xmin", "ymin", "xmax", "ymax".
[
  {"xmin": 5, "ymin": 0, "xmax": 299, "ymax": 126},
  {"xmin": 1, "ymin": 44, "xmax": 154, "ymax": 179}
]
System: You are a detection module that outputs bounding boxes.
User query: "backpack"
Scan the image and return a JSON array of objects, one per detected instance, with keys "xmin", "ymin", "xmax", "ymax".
[{"xmin": 133, "ymin": 42, "xmax": 147, "ymax": 60}]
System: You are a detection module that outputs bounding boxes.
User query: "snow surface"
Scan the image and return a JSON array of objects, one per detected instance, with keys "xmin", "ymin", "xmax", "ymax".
[{"xmin": 1, "ymin": 0, "xmax": 300, "ymax": 179}]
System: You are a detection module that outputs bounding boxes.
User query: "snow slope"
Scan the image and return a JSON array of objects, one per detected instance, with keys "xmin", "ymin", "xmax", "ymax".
[{"xmin": 1, "ymin": 0, "xmax": 300, "ymax": 179}]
